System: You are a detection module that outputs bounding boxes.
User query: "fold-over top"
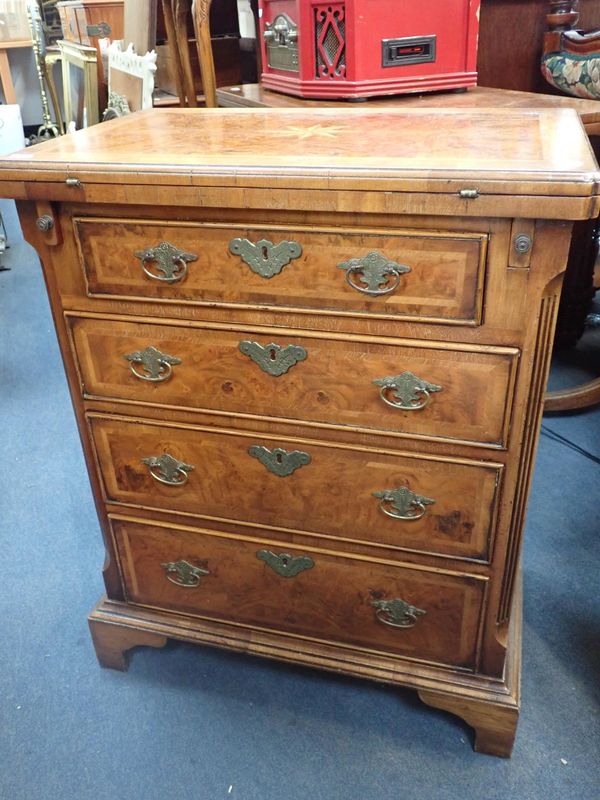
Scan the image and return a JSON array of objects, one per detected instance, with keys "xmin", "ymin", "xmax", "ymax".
[{"xmin": 1, "ymin": 107, "xmax": 598, "ymax": 219}]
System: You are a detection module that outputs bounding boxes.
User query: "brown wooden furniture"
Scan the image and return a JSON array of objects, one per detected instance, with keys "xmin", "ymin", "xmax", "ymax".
[
  {"xmin": 192, "ymin": 0, "xmax": 216, "ymax": 106},
  {"xmin": 0, "ymin": 39, "xmax": 32, "ymax": 105},
  {"xmin": 161, "ymin": 0, "xmax": 197, "ymax": 106},
  {"xmin": 57, "ymin": 0, "xmax": 124, "ymax": 44},
  {"xmin": 57, "ymin": 0, "xmax": 124, "ymax": 113},
  {"xmin": 539, "ymin": 1, "xmax": 600, "ymax": 410},
  {"xmin": 199, "ymin": 1, "xmax": 600, "ymax": 100},
  {"xmin": 477, "ymin": 3, "xmax": 600, "ymax": 403},
  {"xmin": 1, "ymin": 107, "xmax": 597, "ymax": 757},
  {"xmin": 545, "ymin": 0, "xmax": 600, "ymax": 59},
  {"xmin": 57, "ymin": 0, "xmax": 124, "ymax": 60},
  {"xmin": 213, "ymin": 3, "xmax": 600, "ymax": 355},
  {"xmin": 154, "ymin": 36, "xmax": 241, "ymax": 99},
  {"xmin": 216, "ymin": 83, "xmax": 600, "ymax": 410},
  {"xmin": 158, "ymin": 0, "xmax": 238, "ymax": 107},
  {"xmin": 216, "ymin": 82, "xmax": 600, "ymax": 127},
  {"xmin": 123, "ymin": 0, "xmax": 159, "ymax": 54},
  {"xmin": 171, "ymin": 0, "xmax": 600, "ymax": 102},
  {"xmin": 539, "ymin": 1, "xmax": 600, "ymax": 371},
  {"xmin": 477, "ymin": 0, "xmax": 600, "ymax": 94},
  {"xmin": 57, "ymin": 38, "xmax": 100, "ymax": 127},
  {"xmin": 544, "ymin": 376, "xmax": 600, "ymax": 411}
]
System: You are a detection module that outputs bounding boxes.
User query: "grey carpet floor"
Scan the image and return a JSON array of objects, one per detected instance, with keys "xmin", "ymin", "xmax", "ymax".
[{"xmin": 1, "ymin": 198, "xmax": 599, "ymax": 800}]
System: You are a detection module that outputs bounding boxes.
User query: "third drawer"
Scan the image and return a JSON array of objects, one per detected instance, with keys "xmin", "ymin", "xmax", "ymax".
[{"xmin": 90, "ymin": 413, "xmax": 503, "ymax": 563}]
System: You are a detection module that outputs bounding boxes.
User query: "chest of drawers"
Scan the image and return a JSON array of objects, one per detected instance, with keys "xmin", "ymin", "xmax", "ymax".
[{"xmin": 2, "ymin": 107, "xmax": 598, "ymax": 758}]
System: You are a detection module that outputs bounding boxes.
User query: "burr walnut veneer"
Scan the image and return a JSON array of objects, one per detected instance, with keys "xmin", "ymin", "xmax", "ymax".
[{"xmin": 2, "ymin": 107, "xmax": 598, "ymax": 757}]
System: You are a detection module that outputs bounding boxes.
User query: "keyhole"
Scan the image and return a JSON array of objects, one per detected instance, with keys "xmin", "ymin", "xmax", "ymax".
[
  {"xmin": 261, "ymin": 245, "xmax": 269, "ymax": 260},
  {"xmin": 276, "ymin": 452, "xmax": 283, "ymax": 464},
  {"xmin": 281, "ymin": 556, "xmax": 289, "ymax": 566},
  {"xmin": 269, "ymin": 348, "xmax": 277, "ymax": 360}
]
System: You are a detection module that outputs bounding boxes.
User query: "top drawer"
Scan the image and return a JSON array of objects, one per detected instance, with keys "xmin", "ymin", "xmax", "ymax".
[{"xmin": 74, "ymin": 217, "xmax": 488, "ymax": 325}]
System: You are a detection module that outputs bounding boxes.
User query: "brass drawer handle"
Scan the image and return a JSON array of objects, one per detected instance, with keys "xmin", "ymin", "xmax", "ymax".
[
  {"xmin": 371, "ymin": 597, "xmax": 426, "ymax": 629},
  {"xmin": 373, "ymin": 486, "xmax": 435, "ymax": 520},
  {"xmin": 142, "ymin": 453, "xmax": 195, "ymax": 485},
  {"xmin": 86, "ymin": 21, "xmax": 111, "ymax": 37},
  {"xmin": 239, "ymin": 340, "xmax": 307, "ymax": 376},
  {"xmin": 161, "ymin": 559, "xmax": 209, "ymax": 587},
  {"xmin": 124, "ymin": 346, "xmax": 181, "ymax": 382},
  {"xmin": 248, "ymin": 445, "xmax": 311, "ymax": 477},
  {"xmin": 229, "ymin": 237, "xmax": 302, "ymax": 278},
  {"xmin": 373, "ymin": 371, "xmax": 442, "ymax": 410},
  {"xmin": 134, "ymin": 241, "xmax": 198, "ymax": 284},
  {"xmin": 257, "ymin": 550, "xmax": 315, "ymax": 577},
  {"xmin": 338, "ymin": 251, "xmax": 411, "ymax": 296}
]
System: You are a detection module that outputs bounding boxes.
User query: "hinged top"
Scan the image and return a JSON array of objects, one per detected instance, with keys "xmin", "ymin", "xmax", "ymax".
[{"xmin": 1, "ymin": 108, "xmax": 599, "ymax": 218}]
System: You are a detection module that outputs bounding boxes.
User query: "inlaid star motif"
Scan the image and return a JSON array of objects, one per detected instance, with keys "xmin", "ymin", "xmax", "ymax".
[{"xmin": 274, "ymin": 124, "xmax": 348, "ymax": 140}]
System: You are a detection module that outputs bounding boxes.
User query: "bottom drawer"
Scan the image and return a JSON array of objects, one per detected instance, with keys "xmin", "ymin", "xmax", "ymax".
[{"xmin": 113, "ymin": 517, "xmax": 487, "ymax": 670}]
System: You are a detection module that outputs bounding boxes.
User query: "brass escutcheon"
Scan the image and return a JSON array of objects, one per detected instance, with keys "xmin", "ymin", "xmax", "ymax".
[
  {"xmin": 256, "ymin": 550, "xmax": 314, "ymax": 578},
  {"xmin": 239, "ymin": 340, "xmax": 307, "ymax": 376},
  {"xmin": 248, "ymin": 445, "xmax": 311, "ymax": 477},
  {"xmin": 229, "ymin": 237, "xmax": 302, "ymax": 278}
]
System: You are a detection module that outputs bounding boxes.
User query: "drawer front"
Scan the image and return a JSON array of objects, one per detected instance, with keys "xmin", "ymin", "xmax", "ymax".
[
  {"xmin": 69, "ymin": 315, "xmax": 518, "ymax": 447},
  {"xmin": 91, "ymin": 415, "xmax": 501, "ymax": 562},
  {"xmin": 75, "ymin": 7, "xmax": 91, "ymax": 44},
  {"xmin": 58, "ymin": 5, "xmax": 81, "ymax": 41},
  {"xmin": 74, "ymin": 217, "xmax": 487, "ymax": 325},
  {"xmin": 113, "ymin": 517, "xmax": 486, "ymax": 669}
]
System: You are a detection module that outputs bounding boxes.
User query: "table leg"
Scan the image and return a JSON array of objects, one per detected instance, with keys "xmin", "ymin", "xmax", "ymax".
[
  {"xmin": 0, "ymin": 50, "xmax": 16, "ymax": 104},
  {"xmin": 554, "ymin": 216, "xmax": 599, "ymax": 348}
]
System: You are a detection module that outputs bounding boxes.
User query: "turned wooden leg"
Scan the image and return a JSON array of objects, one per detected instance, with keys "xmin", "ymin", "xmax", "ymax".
[
  {"xmin": 89, "ymin": 618, "xmax": 168, "ymax": 671},
  {"xmin": 418, "ymin": 690, "xmax": 519, "ymax": 758},
  {"xmin": 192, "ymin": 0, "xmax": 217, "ymax": 108}
]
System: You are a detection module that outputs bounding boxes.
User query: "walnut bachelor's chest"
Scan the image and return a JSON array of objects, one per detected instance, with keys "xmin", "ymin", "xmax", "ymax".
[{"xmin": 3, "ymin": 108, "xmax": 598, "ymax": 757}]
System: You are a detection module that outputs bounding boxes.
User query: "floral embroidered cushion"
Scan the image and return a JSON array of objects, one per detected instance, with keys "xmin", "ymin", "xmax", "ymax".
[{"xmin": 542, "ymin": 53, "xmax": 600, "ymax": 100}]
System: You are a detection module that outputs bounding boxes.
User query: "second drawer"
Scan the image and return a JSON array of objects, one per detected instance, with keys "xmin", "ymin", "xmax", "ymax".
[
  {"xmin": 90, "ymin": 414, "xmax": 502, "ymax": 562},
  {"xmin": 69, "ymin": 314, "xmax": 519, "ymax": 448}
]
